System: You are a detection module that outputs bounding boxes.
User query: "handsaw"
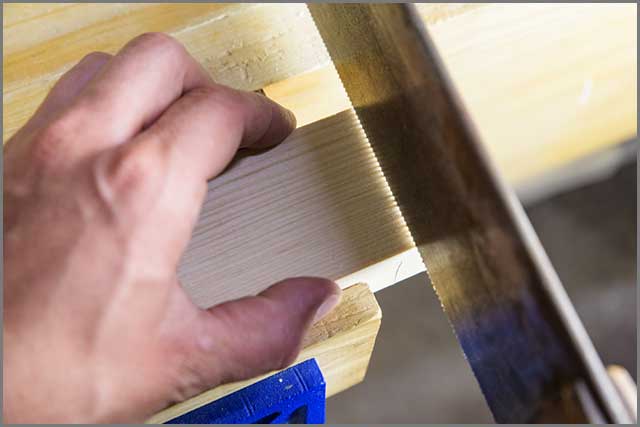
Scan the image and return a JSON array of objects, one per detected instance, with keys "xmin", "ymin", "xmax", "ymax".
[{"xmin": 308, "ymin": 3, "xmax": 634, "ymax": 423}]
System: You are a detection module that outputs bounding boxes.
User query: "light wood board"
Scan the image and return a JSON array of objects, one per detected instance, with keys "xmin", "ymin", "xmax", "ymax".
[
  {"xmin": 421, "ymin": 3, "xmax": 637, "ymax": 187},
  {"xmin": 263, "ymin": 4, "xmax": 638, "ymax": 187},
  {"xmin": 3, "ymin": 3, "xmax": 330, "ymax": 142},
  {"xmin": 147, "ymin": 283, "xmax": 382, "ymax": 423},
  {"xmin": 4, "ymin": 3, "xmax": 636, "ymax": 187},
  {"xmin": 179, "ymin": 109, "xmax": 418, "ymax": 308}
]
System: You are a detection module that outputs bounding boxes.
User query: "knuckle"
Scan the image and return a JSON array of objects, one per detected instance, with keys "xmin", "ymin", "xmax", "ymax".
[
  {"xmin": 187, "ymin": 85, "xmax": 218, "ymax": 100},
  {"xmin": 29, "ymin": 114, "xmax": 78, "ymax": 167},
  {"xmin": 97, "ymin": 141, "xmax": 164, "ymax": 202},
  {"xmin": 185, "ymin": 86, "xmax": 246, "ymax": 125},
  {"xmin": 131, "ymin": 32, "xmax": 185, "ymax": 59},
  {"xmin": 184, "ymin": 86, "xmax": 225, "ymax": 109},
  {"xmin": 107, "ymin": 145, "xmax": 157, "ymax": 193},
  {"xmin": 79, "ymin": 51, "xmax": 111, "ymax": 65}
]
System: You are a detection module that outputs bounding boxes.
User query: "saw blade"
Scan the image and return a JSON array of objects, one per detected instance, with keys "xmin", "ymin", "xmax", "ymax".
[{"xmin": 308, "ymin": 3, "xmax": 631, "ymax": 423}]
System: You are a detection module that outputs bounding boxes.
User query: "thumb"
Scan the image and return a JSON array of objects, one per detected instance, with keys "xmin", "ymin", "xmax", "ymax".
[{"xmin": 191, "ymin": 277, "xmax": 341, "ymax": 388}]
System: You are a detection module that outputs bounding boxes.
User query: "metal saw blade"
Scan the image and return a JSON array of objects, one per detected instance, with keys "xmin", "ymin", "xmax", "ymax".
[{"xmin": 308, "ymin": 3, "xmax": 631, "ymax": 423}]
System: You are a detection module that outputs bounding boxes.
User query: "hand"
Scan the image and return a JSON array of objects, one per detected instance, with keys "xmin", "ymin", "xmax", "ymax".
[{"xmin": 3, "ymin": 33, "xmax": 341, "ymax": 423}]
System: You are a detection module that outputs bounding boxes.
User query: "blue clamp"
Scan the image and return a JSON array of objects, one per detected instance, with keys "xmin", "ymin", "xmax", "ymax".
[{"xmin": 165, "ymin": 358, "xmax": 326, "ymax": 424}]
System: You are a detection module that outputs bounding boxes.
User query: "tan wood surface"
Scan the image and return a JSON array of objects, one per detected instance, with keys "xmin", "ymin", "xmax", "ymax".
[
  {"xmin": 179, "ymin": 109, "xmax": 417, "ymax": 307},
  {"xmin": 3, "ymin": 3, "xmax": 330, "ymax": 142},
  {"xmin": 420, "ymin": 3, "xmax": 637, "ymax": 186},
  {"xmin": 264, "ymin": 3, "xmax": 638, "ymax": 186},
  {"xmin": 147, "ymin": 283, "xmax": 382, "ymax": 423},
  {"xmin": 4, "ymin": 3, "xmax": 636, "ymax": 185}
]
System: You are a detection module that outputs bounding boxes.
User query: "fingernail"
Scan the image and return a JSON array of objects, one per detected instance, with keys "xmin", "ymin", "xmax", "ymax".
[{"xmin": 313, "ymin": 293, "xmax": 340, "ymax": 323}]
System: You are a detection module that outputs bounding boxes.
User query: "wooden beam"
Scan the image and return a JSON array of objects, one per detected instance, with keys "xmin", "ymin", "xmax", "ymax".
[
  {"xmin": 262, "ymin": 3, "xmax": 637, "ymax": 187},
  {"xmin": 4, "ymin": 3, "xmax": 635, "ymax": 181},
  {"xmin": 262, "ymin": 65, "xmax": 351, "ymax": 128},
  {"xmin": 2, "ymin": 3, "xmax": 330, "ymax": 141},
  {"xmin": 420, "ymin": 3, "xmax": 637, "ymax": 187},
  {"xmin": 178, "ymin": 109, "xmax": 418, "ymax": 308},
  {"xmin": 146, "ymin": 283, "xmax": 382, "ymax": 424}
]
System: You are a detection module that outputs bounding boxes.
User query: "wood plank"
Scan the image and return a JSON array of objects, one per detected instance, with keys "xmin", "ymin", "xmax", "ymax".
[
  {"xmin": 262, "ymin": 3, "xmax": 638, "ymax": 187},
  {"xmin": 7, "ymin": 3, "xmax": 486, "ymax": 140},
  {"xmin": 146, "ymin": 283, "xmax": 382, "ymax": 424},
  {"xmin": 4, "ymin": 3, "xmax": 635, "ymax": 184},
  {"xmin": 421, "ymin": 3, "xmax": 637, "ymax": 187},
  {"xmin": 2, "ymin": 3, "xmax": 330, "ymax": 141},
  {"xmin": 179, "ymin": 109, "xmax": 416, "ymax": 308},
  {"xmin": 263, "ymin": 66, "xmax": 351, "ymax": 128}
]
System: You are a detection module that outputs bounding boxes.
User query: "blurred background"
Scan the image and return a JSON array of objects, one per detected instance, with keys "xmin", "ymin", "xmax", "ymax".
[{"xmin": 328, "ymin": 145, "xmax": 637, "ymax": 423}]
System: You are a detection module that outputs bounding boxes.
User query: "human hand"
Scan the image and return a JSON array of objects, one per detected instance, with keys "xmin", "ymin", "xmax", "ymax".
[{"xmin": 3, "ymin": 33, "xmax": 340, "ymax": 423}]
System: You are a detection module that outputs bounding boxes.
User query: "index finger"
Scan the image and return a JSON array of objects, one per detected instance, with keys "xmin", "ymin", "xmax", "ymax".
[
  {"xmin": 138, "ymin": 84, "xmax": 296, "ymax": 182},
  {"xmin": 98, "ymin": 84, "xmax": 296, "ymax": 266},
  {"xmin": 67, "ymin": 33, "xmax": 213, "ymax": 150}
]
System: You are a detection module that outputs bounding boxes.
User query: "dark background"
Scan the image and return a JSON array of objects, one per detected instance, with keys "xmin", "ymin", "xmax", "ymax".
[{"xmin": 327, "ymin": 157, "xmax": 637, "ymax": 423}]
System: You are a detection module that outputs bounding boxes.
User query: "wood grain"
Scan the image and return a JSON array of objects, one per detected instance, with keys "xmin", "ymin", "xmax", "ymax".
[
  {"xmin": 3, "ymin": 3, "xmax": 330, "ymax": 141},
  {"xmin": 6, "ymin": 4, "xmax": 636, "ymax": 180},
  {"xmin": 179, "ymin": 109, "xmax": 416, "ymax": 308},
  {"xmin": 264, "ymin": 3, "xmax": 638, "ymax": 187},
  {"xmin": 263, "ymin": 65, "xmax": 351, "ymax": 128},
  {"xmin": 147, "ymin": 283, "xmax": 382, "ymax": 424},
  {"xmin": 422, "ymin": 3, "xmax": 637, "ymax": 187}
]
